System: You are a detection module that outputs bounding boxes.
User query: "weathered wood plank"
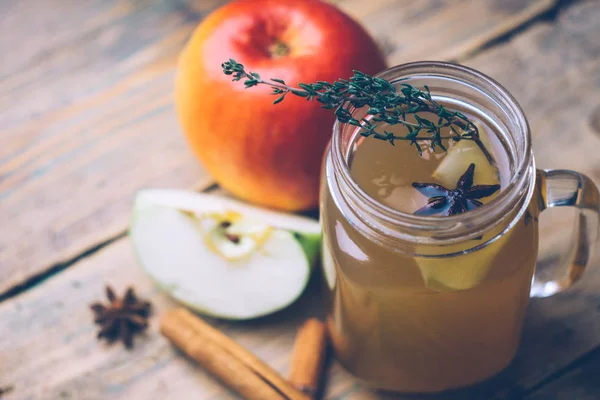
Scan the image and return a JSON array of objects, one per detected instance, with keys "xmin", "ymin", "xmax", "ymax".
[
  {"xmin": 0, "ymin": 0, "xmax": 555, "ymax": 298},
  {"xmin": 524, "ymin": 349, "xmax": 600, "ymax": 400},
  {"xmin": 0, "ymin": 0, "xmax": 228, "ymax": 297},
  {"xmin": 0, "ymin": 237, "xmax": 352, "ymax": 400},
  {"xmin": 2, "ymin": 1, "xmax": 598, "ymax": 399},
  {"xmin": 0, "ymin": 0, "xmax": 225, "ymax": 131},
  {"xmin": 355, "ymin": 0, "xmax": 557, "ymax": 64}
]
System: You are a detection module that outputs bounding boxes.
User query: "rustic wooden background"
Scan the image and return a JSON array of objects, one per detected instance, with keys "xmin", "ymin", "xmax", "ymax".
[{"xmin": 2, "ymin": 0, "xmax": 600, "ymax": 399}]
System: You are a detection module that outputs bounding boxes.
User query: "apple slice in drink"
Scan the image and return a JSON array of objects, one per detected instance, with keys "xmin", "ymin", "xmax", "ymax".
[
  {"xmin": 432, "ymin": 122, "xmax": 500, "ymax": 188},
  {"xmin": 130, "ymin": 189, "xmax": 320, "ymax": 320},
  {"xmin": 415, "ymin": 124, "xmax": 511, "ymax": 290}
]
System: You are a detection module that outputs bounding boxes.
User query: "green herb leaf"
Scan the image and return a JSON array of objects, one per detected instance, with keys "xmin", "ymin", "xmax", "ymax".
[
  {"xmin": 220, "ymin": 59, "xmax": 496, "ymax": 166},
  {"xmin": 273, "ymin": 94, "xmax": 286, "ymax": 105}
]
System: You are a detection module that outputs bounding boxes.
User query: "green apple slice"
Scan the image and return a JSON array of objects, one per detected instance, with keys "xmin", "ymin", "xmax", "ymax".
[
  {"xmin": 416, "ymin": 123, "xmax": 507, "ymax": 291},
  {"xmin": 130, "ymin": 189, "xmax": 321, "ymax": 320}
]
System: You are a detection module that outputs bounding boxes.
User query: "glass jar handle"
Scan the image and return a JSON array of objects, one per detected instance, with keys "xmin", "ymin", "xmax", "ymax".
[{"xmin": 530, "ymin": 169, "xmax": 600, "ymax": 297}]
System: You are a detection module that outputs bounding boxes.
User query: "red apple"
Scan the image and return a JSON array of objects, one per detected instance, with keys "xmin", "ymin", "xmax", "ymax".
[{"xmin": 176, "ymin": 0, "xmax": 386, "ymax": 210}]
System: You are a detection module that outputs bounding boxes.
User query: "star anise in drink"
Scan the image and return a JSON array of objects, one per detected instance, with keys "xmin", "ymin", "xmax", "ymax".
[
  {"xmin": 90, "ymin": 286, "xmax": 152, "ymax": 349},
  {"xmin": 412, "ymin": 163, "xmax": 500, "ymax": 216}
]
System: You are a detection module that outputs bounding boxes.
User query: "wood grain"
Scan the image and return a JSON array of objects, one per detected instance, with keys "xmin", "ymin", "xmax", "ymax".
[
  {"xmin": 1, "ymin": 1, "xmax": 599, "ymax": 399},
  {"xmin": 524, "ymin": 350, "xmax": 600, "ymax": 400},
  {"xmin": 0, "ymin": 0, "xmax": 555, "ymax": 299},
  {"xmin": 0, "ymin": 238, "xmax": 334, "ymax": 400},
  {"xmin": 351, "ymin": 0, "xmax": 557, "ymax": 65},
  {"xmin": 0, "ymin": 0, "xmax": 227, "ymax": 298}
]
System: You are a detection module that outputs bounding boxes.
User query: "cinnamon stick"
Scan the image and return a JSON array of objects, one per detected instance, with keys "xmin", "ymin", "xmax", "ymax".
[
  {"xmin": 160, "ymin": 308, "xmax": 310, "ymax": 400},
  {"xmin": 288, "ymin": 318, "xmax": 328, "ymax": 398}
]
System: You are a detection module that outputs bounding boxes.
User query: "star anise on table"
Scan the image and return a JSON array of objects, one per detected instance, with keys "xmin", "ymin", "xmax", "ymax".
[
  {"xmin": 0, "ymin": 385, "xmax": 14, "ymax": 398},
  {"xmin": 90, "ymin": 286, "xmax": 152, "ymax": 349},
  {"xmin": 412, "ymin": 163, "xmax": 500, "ymax": 216}
]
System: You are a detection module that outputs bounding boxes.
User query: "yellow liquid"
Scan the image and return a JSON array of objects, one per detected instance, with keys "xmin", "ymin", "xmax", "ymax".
[{"xmin": 321, "ymin": 121, "xmax": 539, "ymax": 392}]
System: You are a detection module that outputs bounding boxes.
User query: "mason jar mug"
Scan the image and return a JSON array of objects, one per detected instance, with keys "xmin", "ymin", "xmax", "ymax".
[{"xmin": 319, "ymin": 62, "xmax": 600, "ymax": 393}]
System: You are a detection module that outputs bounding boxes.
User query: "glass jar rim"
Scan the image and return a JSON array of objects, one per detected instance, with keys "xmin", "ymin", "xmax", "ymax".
[{"xmin": 329, "ymin": 61, "xmax": 534, "ymax": 247}]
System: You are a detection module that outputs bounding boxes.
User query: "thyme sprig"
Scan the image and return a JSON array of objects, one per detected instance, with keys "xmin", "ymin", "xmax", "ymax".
[{"xmin": 222, "ymin": 59, "xmax": 495, "ymax": 165}]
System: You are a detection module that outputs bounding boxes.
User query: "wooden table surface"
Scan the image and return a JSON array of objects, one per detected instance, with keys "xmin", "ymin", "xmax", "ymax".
[{"xmin": 2, "ymin": 0, "xmax": 600, "ymax": 399}]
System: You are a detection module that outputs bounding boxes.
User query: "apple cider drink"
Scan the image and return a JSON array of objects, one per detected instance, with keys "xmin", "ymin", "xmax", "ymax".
[{"xmin": 321, "ymin": 114, "xmax": 538, "ymax": 392}]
